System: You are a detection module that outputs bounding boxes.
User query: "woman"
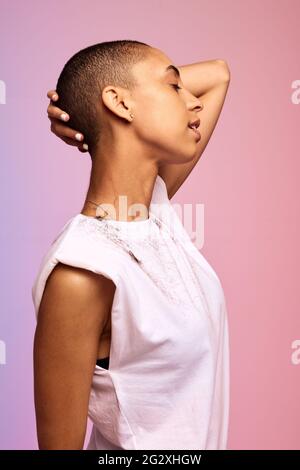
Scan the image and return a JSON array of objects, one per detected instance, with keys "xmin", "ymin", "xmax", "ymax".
[{"xmin": 32, "ymin": 39, "xmax": 231, "ymax": 450}]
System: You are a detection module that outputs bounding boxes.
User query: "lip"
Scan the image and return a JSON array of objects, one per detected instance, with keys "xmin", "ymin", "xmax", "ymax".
[
  {"xmin": 189, "ymin": 118, "xmax": 201, "ymax": 128},
  {"xmin": 188, "ymin": 126, "xmax": 201, "ymax": 142}
]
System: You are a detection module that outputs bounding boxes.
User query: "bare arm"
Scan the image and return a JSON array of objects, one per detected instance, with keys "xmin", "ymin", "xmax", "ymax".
[
  {"xmin": 158, "ymin": 59, "xmax": 231, "ymax": 198},
  {"xmin": 33, "ymin": 263, "xmax": 115, "ymax": 449}
]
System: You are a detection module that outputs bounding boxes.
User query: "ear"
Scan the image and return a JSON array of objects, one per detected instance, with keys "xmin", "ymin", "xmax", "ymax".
[{"xmin": 101, "ymin": 85, "xmax": 132, "ymax": 122}]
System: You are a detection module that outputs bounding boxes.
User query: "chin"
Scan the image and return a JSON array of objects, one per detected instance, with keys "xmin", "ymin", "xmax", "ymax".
[
  {"xmin": 181, "ymin": 139, "xmax": 199, "ymax": 162},
  {"xmin": 162, "ymin": 142, "xmax": 197, "ymax": 164},
  {"xmin": 181, "ymin": 146, "xmax": 198, "ymax": 163}
]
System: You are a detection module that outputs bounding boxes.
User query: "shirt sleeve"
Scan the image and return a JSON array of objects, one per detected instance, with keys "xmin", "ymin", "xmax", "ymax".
[{"xmin": 31, "ymin": 223, "xmax": 122, "ymax": 320}]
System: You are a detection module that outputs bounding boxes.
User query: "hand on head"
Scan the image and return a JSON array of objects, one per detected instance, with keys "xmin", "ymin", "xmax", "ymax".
[{"xmin": 46, "ymin": 89, "xmax": 89, "ymax": 153}]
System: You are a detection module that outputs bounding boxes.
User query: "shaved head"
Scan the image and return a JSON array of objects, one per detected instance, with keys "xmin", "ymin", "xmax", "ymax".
[{"xmin": 55, "ymin": 39, "xmax": 152, "ymax": 155}]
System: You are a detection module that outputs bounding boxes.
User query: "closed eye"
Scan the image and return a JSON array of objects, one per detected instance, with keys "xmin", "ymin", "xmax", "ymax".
[{"xmin": 171, "ymin": 84, "xmax": 182, "ymax": 92}]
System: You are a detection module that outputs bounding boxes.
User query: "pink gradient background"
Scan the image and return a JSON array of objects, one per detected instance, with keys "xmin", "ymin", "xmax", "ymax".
[{"xmin": 1, "ymin": 0, "xmax": 299, "ymax": 449}]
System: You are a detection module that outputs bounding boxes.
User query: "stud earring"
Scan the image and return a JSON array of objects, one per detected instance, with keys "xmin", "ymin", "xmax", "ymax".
[{"xmin": 129, "ymin": 112, "xmax": 134, "ymax": 120}]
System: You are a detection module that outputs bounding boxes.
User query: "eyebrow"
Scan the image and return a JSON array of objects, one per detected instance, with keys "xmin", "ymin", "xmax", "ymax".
[{"xmin": 165, "ymin": 64, "xmax": 181, "ymax": 79}]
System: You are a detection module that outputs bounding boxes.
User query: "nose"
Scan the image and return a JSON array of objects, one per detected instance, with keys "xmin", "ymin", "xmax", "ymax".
[{"xmin": 186, "ymin": 90, "xmax": 204, "ymax": 112}]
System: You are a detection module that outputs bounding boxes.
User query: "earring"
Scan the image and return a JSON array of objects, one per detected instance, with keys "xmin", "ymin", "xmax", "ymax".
[{"xmin": 129, "ymin": 112, "xmax": 134, "ymax": 120}]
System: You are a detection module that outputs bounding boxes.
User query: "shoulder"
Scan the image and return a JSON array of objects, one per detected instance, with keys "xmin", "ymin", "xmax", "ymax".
[
  {"xmin": 46, "ymin": 261, "xmax": 115, "ymax": 298},
  {"xmin": 55, "ymin": 214, "xmax": 125, "ymax": 281},
  {"xmin": 32, "ymin": 214, "xmax": 122, "ymax": 318},
  {"xmin": 38, "ymin": 261, "xmax": 115, "ymax": 324}
]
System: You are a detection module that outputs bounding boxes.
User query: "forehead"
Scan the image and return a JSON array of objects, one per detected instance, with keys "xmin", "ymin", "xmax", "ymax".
[{"xmin": 132, "ymin": 47, "xmax": 180, "ymax": 83}]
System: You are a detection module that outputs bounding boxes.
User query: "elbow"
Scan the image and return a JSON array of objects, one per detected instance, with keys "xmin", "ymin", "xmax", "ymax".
[{"xmin": 215, "ymin": 59, "xmax": 231, "ymax": 82}]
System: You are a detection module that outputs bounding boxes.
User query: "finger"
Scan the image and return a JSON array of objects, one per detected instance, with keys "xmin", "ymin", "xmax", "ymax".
[
  {"xmin": 61, "ymin": 136, "xmax": 81, "ymax": 147},
  {"xmin": 50, "ymin": 120, "xmax": 84, "ymax": 142},
  {"xmin": 47, "ymin": 102, "xmax": 70, "ymax": 122},
  {"xmin": 60, "ymin": 136, "xmax": 89, "ymax": 152},
  {"xmin": 78, "ymin": 143, "xmax": 89, "ymax": 153},
  {"xmin": 59, "ymin": 136, "xmax": 88, "ymax": 153},
  {"xmin": 47, "ymin": 89, "xmax": 58, "ymax": 101}
]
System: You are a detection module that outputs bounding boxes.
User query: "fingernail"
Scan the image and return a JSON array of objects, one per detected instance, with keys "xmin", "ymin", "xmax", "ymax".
[
  {"xmin": 83, "ymin": 143, "xmax": 89, "ymax": 150},
  {"xmin": 75, "ymin": 133, "xmax": 83, "ymax": 141},
  {"xmin": 60, "ymin": 113, "xmax": 69, "ymax": 122}
]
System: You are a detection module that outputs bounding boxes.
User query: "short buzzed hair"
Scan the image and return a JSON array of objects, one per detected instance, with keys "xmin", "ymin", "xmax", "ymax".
[{"xmin": 55, "ymin": 39, "xmax": 152, "ymax": 155}]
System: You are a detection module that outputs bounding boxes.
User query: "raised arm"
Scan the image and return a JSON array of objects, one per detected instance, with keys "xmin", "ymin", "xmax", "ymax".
[
  {"xmin": 158, "ymin": 59, "xmax": 231, "ymax": 198},
  {"xmin": 45, "ymin": 59, "xmax": 230, "ymax": 198},
  {"xmin": 33, "ymin": 263, "xmax": 115, "ymax": 449}
]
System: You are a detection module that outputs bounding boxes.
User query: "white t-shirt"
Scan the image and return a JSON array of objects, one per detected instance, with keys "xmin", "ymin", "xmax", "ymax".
[{"xmin": 31, "ymin": 174, "xmax": 230, "ymax": 450}]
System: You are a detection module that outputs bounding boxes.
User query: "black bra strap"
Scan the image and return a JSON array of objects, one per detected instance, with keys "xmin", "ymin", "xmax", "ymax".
[{"xmin": 96, "ymin": 356, "xmax": 109, "ymax": 369}]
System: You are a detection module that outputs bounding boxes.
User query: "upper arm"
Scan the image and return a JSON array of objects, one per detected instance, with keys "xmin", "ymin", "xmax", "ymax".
[
  {"xmin": 33, "ymin": 262, "xmax": 116, "ymax": 449},
  {"xmin": 159, "ymin": 61, "xmax": 231, "ymax": 199}
]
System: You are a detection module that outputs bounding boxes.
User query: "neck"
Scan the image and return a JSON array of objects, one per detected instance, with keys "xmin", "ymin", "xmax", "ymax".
[{"xmin": 81, "ymin": 157, "xmax": 159, "ymax": 222}]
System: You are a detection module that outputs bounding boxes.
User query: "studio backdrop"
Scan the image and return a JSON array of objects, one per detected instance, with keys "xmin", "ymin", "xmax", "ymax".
[{"xmin": 0, "ymin": 0, "xmax": 299, "ymax": 450}]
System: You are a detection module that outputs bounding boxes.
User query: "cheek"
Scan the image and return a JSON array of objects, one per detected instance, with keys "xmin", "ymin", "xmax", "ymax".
[
  {"xmin": 133, "ymin": 89, "xmax": 194, "ymax": 160},
  {"xmin": 136, "ymin": 95, "xmax": 187, "ymax": 142},
  {"xmin": 135, "ymin": 114, "xmax": 196, "ymax": 164}
]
